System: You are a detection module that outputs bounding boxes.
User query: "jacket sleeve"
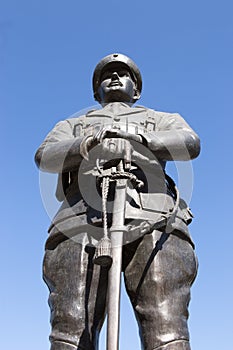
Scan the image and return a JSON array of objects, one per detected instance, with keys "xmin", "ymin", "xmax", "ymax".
[
  {"xmin": 141, "ymin": 112, "xmax": 200, "ymax": 161},
  {"xmin": 35, "ymin": 120, "xmax": 84, "ymax": 173}
]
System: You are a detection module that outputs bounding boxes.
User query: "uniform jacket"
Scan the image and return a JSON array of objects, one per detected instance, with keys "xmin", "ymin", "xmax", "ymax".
[{"xmin": 35, "ymin": 102, "xmax": 200, "ymax": 248}]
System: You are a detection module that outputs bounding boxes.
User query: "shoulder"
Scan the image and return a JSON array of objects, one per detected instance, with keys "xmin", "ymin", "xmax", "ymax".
[
  {"xmin": 135, "ymin": 105, "xmax": 177, "ymax": 116},
  {"xmin": 65, "ymin": 108, "xmax": 97, "ymax": 126}
]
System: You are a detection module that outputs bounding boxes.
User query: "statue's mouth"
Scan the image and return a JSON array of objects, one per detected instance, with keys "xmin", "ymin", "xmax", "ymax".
[{"xmin": 108, "ymin": 81, "xmax": 123, "ymax": 87}]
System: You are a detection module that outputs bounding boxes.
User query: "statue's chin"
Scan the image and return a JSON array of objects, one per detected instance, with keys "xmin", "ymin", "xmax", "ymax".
[{"xmin": 101, "ymin": 91, "xmax": 133, "ymax": 104}]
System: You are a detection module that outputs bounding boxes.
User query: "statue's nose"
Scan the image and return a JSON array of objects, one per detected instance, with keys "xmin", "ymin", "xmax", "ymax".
[{"xmin": 111, "ymin": 72, "xmax": 120, "ymax": 80}]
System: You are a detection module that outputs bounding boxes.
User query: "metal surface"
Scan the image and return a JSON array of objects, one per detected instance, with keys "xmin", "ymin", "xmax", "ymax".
[
  {"xmin": 93, "ymin": 53, "xmax": 142, "ymax": 102},
  {"xmin": 35, "ymin": 54, "xmax": 201, "ymax": 350},
  {"xmin": 107, "ymin": 171, "xmax": 128, "ymax": 350}
]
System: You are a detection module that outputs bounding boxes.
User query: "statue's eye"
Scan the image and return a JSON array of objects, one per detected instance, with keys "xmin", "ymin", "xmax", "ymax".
[
  {"xmin": 101, "ymin": 72, "xmax": 112, "ymax": 80},
  {"xmin": 119, "ymin": 70, "xmax": 130, "ymax": 77}
]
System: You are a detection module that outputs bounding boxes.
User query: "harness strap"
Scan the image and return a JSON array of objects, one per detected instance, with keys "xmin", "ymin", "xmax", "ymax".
[{"xmin": 97, "ymin": 166, "xmax": 180, "ymax": 241}]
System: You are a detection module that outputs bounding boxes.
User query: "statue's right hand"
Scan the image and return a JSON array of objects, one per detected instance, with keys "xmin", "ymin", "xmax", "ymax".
[
  {"xmin": 93, "ymin": 127, "xmax": 111, "ymax": 143},
  {"xmin": 80, "ymin": 128, "xmax": 108, "ymax": 160},
  {"xmin": 80, "ymin": 134, "xmax": 94, "ymax": 160},
  {"xmin": 80, "ymin": 128, "xmax": 110, "ymax": 161},
  {"xmin": 80, "ymin": 133, "xmax": 132, "ymax": 170}
]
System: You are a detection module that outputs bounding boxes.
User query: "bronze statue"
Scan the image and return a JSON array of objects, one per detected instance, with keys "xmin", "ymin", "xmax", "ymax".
[{"xmin": 35, "ymin": 53, "xmax": 200, "ymax": 350}]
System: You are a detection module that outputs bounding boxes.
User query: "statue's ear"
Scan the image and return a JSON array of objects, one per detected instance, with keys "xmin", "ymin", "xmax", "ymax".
[
  {"xmin": 134, "ymin": 89, "xmax": 141, "ymax": 101},
  {"xmin": 94, "ymin": 92, "xmax": 100, "ymax": 102}
]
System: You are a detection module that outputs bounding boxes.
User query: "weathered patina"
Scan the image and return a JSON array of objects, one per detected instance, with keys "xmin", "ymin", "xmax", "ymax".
[{"xmin": 35, "ymin": 53, "xmax": 200, "ymax": 350}]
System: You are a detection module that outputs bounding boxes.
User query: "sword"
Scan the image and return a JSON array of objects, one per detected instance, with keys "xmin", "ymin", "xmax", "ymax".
[
  {"xmin": 106, "ymin": 161, "xmax": 127, "ymax": 350},
  {"xmin": 93, "ymin": 160, "xmax": 127, "ymax": 350},
  {"xmin": 93, "ymin": 138, "xmax": 143, "ymax": 350}
]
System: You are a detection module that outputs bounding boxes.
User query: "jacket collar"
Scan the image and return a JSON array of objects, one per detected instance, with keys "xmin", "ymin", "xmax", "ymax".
[
  {"xmin": 86, "ymin": 102, "xmax": 146, "ymax": 118},
  {"xmin": 103, "ymin": 102, "xmax": 131, "ymax": 112}
]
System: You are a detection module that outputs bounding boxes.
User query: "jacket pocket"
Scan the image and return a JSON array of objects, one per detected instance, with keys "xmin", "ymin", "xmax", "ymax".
[{"xmin": 139, "ymin": 193, "xmax": 174, "ymax": 213}]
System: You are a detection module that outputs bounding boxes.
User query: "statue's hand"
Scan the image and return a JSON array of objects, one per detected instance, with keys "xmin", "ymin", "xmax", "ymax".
[
  {"xmin": 80, "ymin": 127, "xmax": 141, "ymax": 165},
  {"xmin": 100, "ymin": 138, "xmax": 132, "ymax": 170},
  {"xmin": 80, "ymin": 134, "xmax": 94, "ymax": 160},
  {"xmin": 94, "ymin": 128, "xmax": 143, "ymax": 144}
]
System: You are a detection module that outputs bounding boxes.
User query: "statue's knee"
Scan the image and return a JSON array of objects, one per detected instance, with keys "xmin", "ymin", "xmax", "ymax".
[
  {"xmin": 155, "ymin": 340, "xmax": 191, "ymax": 350},
  {"xmin": 51, "ymin": 340, "xmax": 77, "ymax": 350}
]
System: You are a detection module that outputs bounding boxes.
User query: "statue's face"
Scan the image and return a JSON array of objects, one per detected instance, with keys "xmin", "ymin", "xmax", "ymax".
[{"xmin": 97, "ymin": 64, "xmax": 138, "ymax": 104}]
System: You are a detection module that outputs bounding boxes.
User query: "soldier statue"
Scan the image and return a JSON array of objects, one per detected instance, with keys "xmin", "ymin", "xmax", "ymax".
[{"xmin": 35, "ymin": 53, "xmax": 200, "ymax": 350}]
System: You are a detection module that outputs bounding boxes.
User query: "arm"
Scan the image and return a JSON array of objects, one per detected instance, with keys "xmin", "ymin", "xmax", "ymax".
[
  {"xmin": 35, "ymin": 120, "xmax": 84, "ymax": 173},
  {"xmin": 140, "ymin": 112, "xmax": 200, "ymax": 161},
  {"xmin": 92, "ymin": 112, "xmax": 200, "ymax": 162}
]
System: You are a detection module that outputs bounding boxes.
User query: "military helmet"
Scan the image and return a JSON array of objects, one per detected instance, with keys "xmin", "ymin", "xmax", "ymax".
[{"xmin": 93, "ymin": 53, "xmax": 142, "ymax": 102}]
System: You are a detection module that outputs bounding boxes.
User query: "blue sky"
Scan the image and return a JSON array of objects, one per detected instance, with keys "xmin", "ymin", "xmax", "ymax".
[{"xmin": 1, "ymin": 0, "xmax": 233, "ymax": 349}]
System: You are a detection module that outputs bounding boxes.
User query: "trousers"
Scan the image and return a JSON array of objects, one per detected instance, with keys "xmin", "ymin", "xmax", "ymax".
[{"xmin": 43, "ymin": 229, "xmax": 198, "ymax": 350}]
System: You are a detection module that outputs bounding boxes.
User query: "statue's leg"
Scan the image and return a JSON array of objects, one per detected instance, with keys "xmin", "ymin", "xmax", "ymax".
[
  {"xmin": 50, "ymin": 341, "xmax": 77, "ymax": 350},
  {"xmin": 43, "ymin": 234, "xmax": 108, "ymax": 350},
  {"xmin": 123, "ymin": 229, "xmax": 198, "ymax": 350}
]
